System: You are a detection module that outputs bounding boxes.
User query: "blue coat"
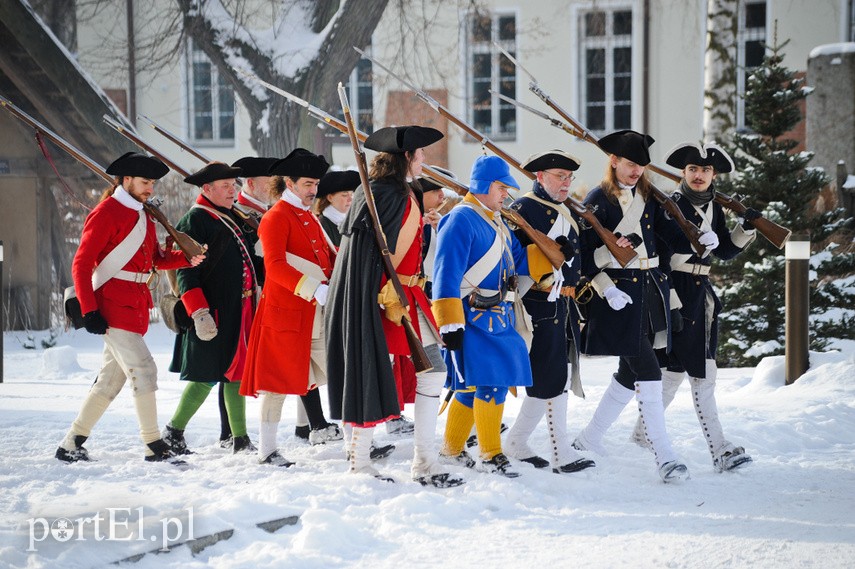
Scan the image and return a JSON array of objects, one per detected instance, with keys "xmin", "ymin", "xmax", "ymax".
[
  {"xmin": 579, "ymin": 185, "xmax": 692, "ymax": 357},
  {"xmin": 511, "ymin": 183, "xmax": 583, "ymax": 398},
  {"xmin": 658, "ymin": 191, "xmax": 755, "ymax": 377},
  {"xmin": 432, "ymin": 199, "xmax": 533, "ymax": 390}
]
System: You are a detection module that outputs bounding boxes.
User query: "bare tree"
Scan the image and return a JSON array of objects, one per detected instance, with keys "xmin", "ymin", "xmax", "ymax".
[{"xmin": 703, "ymin": 0, "xmax": 737, "ymax": 142}]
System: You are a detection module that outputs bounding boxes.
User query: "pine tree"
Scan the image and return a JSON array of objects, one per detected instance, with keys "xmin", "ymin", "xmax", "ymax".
[{"xmin": 714, "ymin": 38, "xmax": 855, "ymax": 367}]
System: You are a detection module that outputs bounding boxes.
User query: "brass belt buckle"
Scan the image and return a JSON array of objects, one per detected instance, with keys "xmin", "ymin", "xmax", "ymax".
[{"xmin": 639, "ymin": 258, "xmax": 650, "ymax": 270}]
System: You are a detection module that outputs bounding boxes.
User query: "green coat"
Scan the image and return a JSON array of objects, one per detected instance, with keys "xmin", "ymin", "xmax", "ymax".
[{"xmin": 169, "ymin": 197, "xmax": 262, "ymax": 382}]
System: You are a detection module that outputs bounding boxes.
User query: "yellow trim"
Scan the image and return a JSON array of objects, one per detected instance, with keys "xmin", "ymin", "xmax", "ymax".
[
  {"xmin": 526, "ymin": 244, "xmax": 552, "ymax": 282},
  {"xmin": 294, "ymin": 275, "xmax": 319, "ymax": 301},
  {"xmin": 463, "ymin": 193, "xmax": 495, "ymax": 220},
  {"xmin": 432, "ymin": 297, "xmax": 465, "ymax": 328}
]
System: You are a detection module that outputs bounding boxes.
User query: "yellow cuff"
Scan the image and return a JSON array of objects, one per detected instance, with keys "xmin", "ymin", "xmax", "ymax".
[
  {"xmin": 294, "ymin": 275, "xmax": 320, "ymax": 301},
  {"xmin": 432, "ymin": 297, "xmax": 465, "ymax": 328},
  {"xmin": 526, "ymin": 244, "xmax": 552, "ymax": 282}
]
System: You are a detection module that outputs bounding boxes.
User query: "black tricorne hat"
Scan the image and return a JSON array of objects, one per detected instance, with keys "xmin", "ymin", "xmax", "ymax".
[
  {"xmin": 419, "ymin": 166, "xmax": 458, "ymax": 192},
  {"xmin": 106, "ymin": 152, "xmax": 169, "ymax": 180},
  {"xmin": 268, "ymin": 148, "xmax": 330, "ymax": 179},
  {"xmin": 231, "ymin": 156, "xmax": 278, "ymax": 178},
  {"xmin": 665, "ymin": 142, "xmax": 735, "ymax": 173},
  {"xmin": 183, "ymin": 162, "xmax": 243, "ymax": 187},
  {"xmin": 521, "ymin": 150, "xmax": 581, "ymax": 173},
  {"xmin": 597, "ymin": 129, "xmax": 655, "ymax": 166},
  {"xmin": 317, "ymin": 170, "xmax": 361, "ymax": 198},
  {"xmin": 364, "ymin": 126, "xmax": 443, "ymax": 154}
]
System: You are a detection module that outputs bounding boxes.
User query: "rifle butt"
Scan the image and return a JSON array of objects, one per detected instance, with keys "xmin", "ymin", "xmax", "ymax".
[
  {"xmin": 751, "ymin": 217, "xmax": 791, "ymax": 249},
  {"xmin": 404, "ymin": 319, "xmax": 433, "ymax": 373}
]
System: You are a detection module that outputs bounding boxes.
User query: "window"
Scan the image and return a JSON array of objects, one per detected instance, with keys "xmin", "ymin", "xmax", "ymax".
[
  {"xmin": 579, "ymin": 8, "xmax": 633, "ymax": 133},
  {"xmin": 850, "ymin": 0, "xmax": 855, "ymax": 41},
  {"xmin": 187, "ymin": 42, "xmax": 235, "ymax": 145},
  {"xmin": 736, "ymin": 1, "xmax": 767, "ymax": 130},
  {"xmin": 336, "ymin": 56, "xmax": 374, "ymax": 133},
  {"xmin": 466, "ymin": 11, "xmax": 516, "ymax": 139}
]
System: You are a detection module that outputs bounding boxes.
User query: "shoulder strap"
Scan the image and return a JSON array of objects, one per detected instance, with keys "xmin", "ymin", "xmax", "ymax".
[
  {"xmin": 91, "ymin": 210, "xmax": 147, "ymax": 290},
  {"xmin": 192, "ymin": 204, "xmax": 258, "ymax": 288},
  {"xmin": 523, "ymin": 192, "xmax": 580, "ymax": 235},
  {"xmin": 458, "ymin": 203, "xmax": 509, "ymax": 297}
]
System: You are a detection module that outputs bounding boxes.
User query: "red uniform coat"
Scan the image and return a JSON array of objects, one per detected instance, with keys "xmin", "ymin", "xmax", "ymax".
[
  {"xmin": 72, "ymin": 195, "xmax": 187, "ymax": 335},
  {"xmin": 241, "ymin": 200, "xmax": 336, "ymax": 396}
]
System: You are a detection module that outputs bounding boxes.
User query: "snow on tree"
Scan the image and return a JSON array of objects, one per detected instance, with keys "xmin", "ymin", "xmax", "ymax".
[{"xmin": 715, "ymin": 37, "xmax": 855, "ymax": 367}]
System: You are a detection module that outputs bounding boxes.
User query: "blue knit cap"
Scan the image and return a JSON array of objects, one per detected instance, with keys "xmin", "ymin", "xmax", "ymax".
[{"xmin": 469, "ymin": 155, "xmax": 519, "ymax": 195}]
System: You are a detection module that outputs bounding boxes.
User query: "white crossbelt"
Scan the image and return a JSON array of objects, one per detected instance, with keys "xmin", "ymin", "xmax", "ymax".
[{"xmin": 621, "ymin": 256, "xmax": 660, "ymax": 270}]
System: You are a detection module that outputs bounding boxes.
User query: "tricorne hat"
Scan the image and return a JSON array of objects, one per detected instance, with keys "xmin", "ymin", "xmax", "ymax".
[
  {"xmin": 231, "ymin": 156, "xmax": 278, "ymax": 178},
  {"xmin": 665, "ymin": 142, "xmax": 735, "ymax": 173},
  {"xmin": 317, "ymin": 170, "xmax": 361, "ymax": 198},
  {"xmin": 106, "ymin": 152, "xmax": 169, "ymax": 180},
  {"xmin": 597, "ymin": 129, "xmax": 655, "ymax": 166},
  {"xmin": 363, "ymin": 126, "xmax": 443, "ymax": 154},
  {"xmin": 183, "ymin": 162, "xmax": 243, "ymax": 187},
  {"xmin": 521, "ymin": 150, "xmax": 581, "ymax": 173},
  {"xmin": 268, "ymin": 148, "xmax": 330, "ymax": 179},
  {"xmin": 469, "ymin": 155, "xmax": 519, "ymax": 195},
  {"xmin": 419, "ymin": 165, "xmax": 459, "ymax": 192}
]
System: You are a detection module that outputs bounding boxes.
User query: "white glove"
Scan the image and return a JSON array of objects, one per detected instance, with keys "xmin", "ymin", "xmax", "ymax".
[
  {"xmin": 191, "ymin": 308, "xmax": 218, "ymax": 341},
  {"xmin": 313, "ymin": 283, "xmax": 329, "ymax": 306},
  {"xmin": 699, "ymin": 231, "xmax": 720, "ymax": 250},
  {"xmin": 604, "ymin": 286, "xmax": 633, "ymax": 311}
]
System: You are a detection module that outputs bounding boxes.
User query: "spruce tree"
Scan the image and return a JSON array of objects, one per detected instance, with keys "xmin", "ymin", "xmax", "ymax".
[{"xmin": 714, "ymin": 38, "xmax": 855, "ymax": 367}]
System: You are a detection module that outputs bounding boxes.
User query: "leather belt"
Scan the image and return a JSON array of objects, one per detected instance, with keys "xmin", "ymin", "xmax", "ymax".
[
  {"xmin": 673, "ymin": 263, "xmax": 711, "ymax": 276},
  {"xmin": 114, "ymin": 270, "xmax": 152, "ymax": 284},
  {"xmin": 530, "ymin": 282, "xmax": 576, "ymax": 298},
  {"xmin": 397, "ymin": 273, "xmax": 427, "ymax": 288}
]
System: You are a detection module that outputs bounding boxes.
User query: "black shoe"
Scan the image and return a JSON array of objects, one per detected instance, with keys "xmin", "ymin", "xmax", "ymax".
[
  {"xmin": 294, "ymin": 425, "xmax": 310, "ymax": 441},
  {"xmin": 466, "ymin": 423, "xmax": 509, "ymax": 448},
  {"xmin": 520, "ymin": 455, "xmax": 550, "ymax": 469},
  {"xmin": 440, "ymin": 450, "xmax": 477, "ymax": 469},
  {"xmin": 260, "ymin": 450, "xmax": 295, "ymax": 467},
  {"xmin": 553, "ymin": 458, "xmax": 596, "ymax": 473},
  {"xmin": 415, "ymin": 472, "xmax": 465, "ymax": 488},
  {"xmin": 145, "ymin": 439, "xmax": 188, "ymax": 468},
  {"xmin": 481, "ymin": 453, "xmax": 520, "ymax": 478},
  {"xmin": 55, "ymin": 435, "xmax": 90, "ymax": 463},
  {"xmin": 346, "ymin": 443, "xmax": 396, "ymax": 462},
  {"xmin": 232, "ymin": 435, "xmax": 257, "ymax": 454},
  {"xmin": 219, "ymin": 435, "xmax": 233, "ymax": 449},
  {"xmin": 162, "ymin": 424, "xmax": 193, "ymax": 455}
]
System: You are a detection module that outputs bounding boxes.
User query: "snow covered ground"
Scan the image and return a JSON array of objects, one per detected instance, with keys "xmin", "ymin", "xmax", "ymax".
[{"xmin": 1, "ymin": 325, "xmax": 853, "ymax": 569}]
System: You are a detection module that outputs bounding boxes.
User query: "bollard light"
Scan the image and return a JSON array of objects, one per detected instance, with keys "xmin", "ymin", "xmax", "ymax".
[{"xmin": 784, "ymin": 236, "xmax": 810, "ymax": 385}]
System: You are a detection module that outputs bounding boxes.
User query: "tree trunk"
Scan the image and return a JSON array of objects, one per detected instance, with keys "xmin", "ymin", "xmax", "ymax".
[{"xmin": 703, "ymin": 0, "xmax": 737, "ymax": 143}]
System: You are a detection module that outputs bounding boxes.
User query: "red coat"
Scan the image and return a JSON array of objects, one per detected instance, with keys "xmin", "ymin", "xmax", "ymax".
[
  {"xmin": 241, "ymin": 200, "xmax": 336, "ymax": 396},
  {"xmin": 72, "ymin": 196, "xmax": 187, "ymax": 334}
]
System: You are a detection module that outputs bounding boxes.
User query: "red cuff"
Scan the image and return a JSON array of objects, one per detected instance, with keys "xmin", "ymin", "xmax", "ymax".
[{"xmin": 181, "ymin": 287, "xmax": 209, "ymax": 315}]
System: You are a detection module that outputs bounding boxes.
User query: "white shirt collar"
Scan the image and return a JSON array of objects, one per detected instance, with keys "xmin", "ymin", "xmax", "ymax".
[
  {"xmin": 112, "ymin": 185, "xmax": 144, "ymax": 211},
  {"xmin": 281, "ymin": 189, "xmax": 310, "ymax": 210},
  {"xmin": 617, "ymin": 181, "xmax": 635, "ymax": 191},
  {"xmin": 323, "ymin": 206, "xmax": 347, "ymax": 225},
  {"xmin": 240, "ymin": 190, "xmax": 268, "ymax": 210}
]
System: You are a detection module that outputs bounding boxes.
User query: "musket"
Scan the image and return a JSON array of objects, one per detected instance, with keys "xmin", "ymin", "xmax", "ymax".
[
  {"xmin": 102, "ymin": 114, "xmax": 259, "ymax": 231},
  {"xmin": 0, "ymin": 95, "xmax": 205, "ymax": 259},
  {"xmin": 495, "ymin": 44, "xmax": 791, "ymax": 250},
  {"xmin": 138, "ymin": 114, "xmax": 212, "ymax": 163},
  {"xmin": 236, "ymin": 70, "xmax": 459, "ymax": 201},
  {"xmin": 337, "ymin": 82, "xmax": 433, "ymax": 374},
  {"xmin": 355, "ymin": 48, "xmax": 639, "ymax": 269}
]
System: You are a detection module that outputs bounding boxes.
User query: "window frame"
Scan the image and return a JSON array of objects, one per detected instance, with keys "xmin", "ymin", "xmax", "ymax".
[
  {"xmin": 185, "ymin": 41, "xmax": 236, "ymax": 147},
  {"xmin": 736, "ymin": 0, "xmax": 768, "ymax": 131},
  {"xmin": 464, "ymin": 9, "xmax": 518, "ymax": 141},
  {"xmin": 576, "ymin": 4, "xmax": 635, "ymax": 135}
]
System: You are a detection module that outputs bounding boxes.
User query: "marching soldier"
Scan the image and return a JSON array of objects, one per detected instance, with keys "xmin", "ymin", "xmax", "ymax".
[
  {"xmin": 315, "ymin": 169, "xmax": 359, "ymax": 247},
  {"xmin": 503, "ymin": 150, "xmax": 596, "ymax": 474},
  {"xmin": 241, "ymin": 148, "xmax": 343, "ymax": 466},
  {"xmin": 56, "ymin": 152, "xmax": 204, "ymax": 464},
  {"xmin": 433, "ymin": 155, "xmax": 553, "ymax": 478},
  {"xmin": 571, "ymin": 130, "xmax": 719, "ymax": 482},
  {"xmin": 163, "ymin": 162, "xmax": 262, "ymax": 456},
  {"xmin": 325, "ymin": 125, "xmax": 460, "ymax": 486},
  {"xmin": 629, "ymin": 142, "xmax": 757, "ymax": 473}
]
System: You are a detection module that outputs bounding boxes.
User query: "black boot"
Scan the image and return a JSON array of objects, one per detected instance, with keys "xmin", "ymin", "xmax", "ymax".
[
  {"xmin": 55, "ymin": 435, "xmax": 91, "ymax": 463},
  {"xmin": 232, "ymin": 434, "xmax": 257, "ymax": 454},
  {"xmin": 294, "ymin": 425, "xmax": 310, "ymax": 441},
  {"xmin": 145, "ymin": 439, "xmax": 187, "ymax": 467},
  {"xmin": 162, "ymin": 424, "xmax": 193, "ymax": 455},
  {"xmin": 218, "ymin": 383, "xmax": 232, "ymax": 448}
]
